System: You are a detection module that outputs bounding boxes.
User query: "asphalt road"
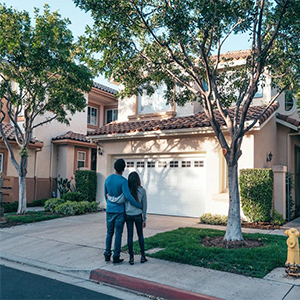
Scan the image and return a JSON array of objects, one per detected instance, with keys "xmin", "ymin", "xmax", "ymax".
[{"xmin": 0, "ymin": 265, "xmax": 121, "ymax": 300}]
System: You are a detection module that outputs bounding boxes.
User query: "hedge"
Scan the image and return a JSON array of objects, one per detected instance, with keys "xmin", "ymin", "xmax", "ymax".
[
  {"xmin": 75, "ymin": 170, "xmax": 97, "ymax": 202},
  {"xmin": 239, "ymin": 169, "xmax": 273, "ymax": 222}
]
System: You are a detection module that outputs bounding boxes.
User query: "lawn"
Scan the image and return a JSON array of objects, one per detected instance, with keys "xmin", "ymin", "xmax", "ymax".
[
  {"xmin": 2, "ymin": 211, "xmax": 62, "ymax": 226},
  {"xmin": 128, "ymin": 227, "xmax": 287, "ymax": 278}
]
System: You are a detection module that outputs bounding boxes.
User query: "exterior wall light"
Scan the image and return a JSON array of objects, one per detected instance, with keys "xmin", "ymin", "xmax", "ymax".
[{"xmin": 266, "ymin": 151, "xmax": 273, "ymax": 162}]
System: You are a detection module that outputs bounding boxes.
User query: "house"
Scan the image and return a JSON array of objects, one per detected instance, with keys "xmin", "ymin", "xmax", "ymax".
[
  {"xmin": 0, "ymin": 82, "xmax": 118, "ymax": 202},
  {"xmin": 87, "ymin": 50, "xmax": 300, "ymax": 219}
]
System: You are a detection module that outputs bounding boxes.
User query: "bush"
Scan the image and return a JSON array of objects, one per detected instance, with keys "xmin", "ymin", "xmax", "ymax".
[
  {"xmin": 44, "ymin": 198, "xmax": 65, "ymax": 213},
  {"xmin": 62, "ymin": 192, "xmax": 82, "ymax": 202},
  {"xmin": 44, "ymin": 198, "xmax": 98, "ymax": 215},
  {"xmin": 28, "ymin": 199, "xmax": 48, "ymax": 207},
  {"xmin": 75, "ymin": 170, "xmax": 97, "ymax": 202},
  {"xmin": 200, "ymin": 213, "xmax": 228, "ymax": 225},
  {"xmin": 272, "ymin": 210, "xmax": 285, "ymax": 226},
  {"xmin": 239, "ymin": 169, "xmax": 273, "ymax": 222},
  {"xmin": 2, "ymin": 201, "xmax": 18, "ymax": 213}
]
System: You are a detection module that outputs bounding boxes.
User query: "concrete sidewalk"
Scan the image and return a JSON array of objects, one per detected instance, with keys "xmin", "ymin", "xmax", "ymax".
[{"xmin": 0, "ymin": 211, "xmax": 299, "ymax": 300}]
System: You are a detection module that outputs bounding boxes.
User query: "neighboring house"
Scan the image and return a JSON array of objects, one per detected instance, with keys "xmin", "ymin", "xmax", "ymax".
[
  {"xmin": 0, "ymin": 82, "xmax": 118, "ymax": 202},
  {"xmin": 88, "ymin": 50, "xmax": 300, "ymax": 219}
]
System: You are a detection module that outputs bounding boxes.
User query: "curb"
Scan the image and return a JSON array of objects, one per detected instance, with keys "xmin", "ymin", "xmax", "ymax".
[{"xmin": 90, "ymin": 269, "xmax": 220, "ymax": 300}]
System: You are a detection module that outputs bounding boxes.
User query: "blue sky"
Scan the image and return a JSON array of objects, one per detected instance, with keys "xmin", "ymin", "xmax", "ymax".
[{"xmin": 5, "ymin": 1, "xmax": 251, "ymax": 87}]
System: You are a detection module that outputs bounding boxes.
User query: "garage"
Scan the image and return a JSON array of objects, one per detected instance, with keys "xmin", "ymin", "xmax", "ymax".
[{"xmin": 117, "ymin": 155, "xmax": 206, "ymax": 217}]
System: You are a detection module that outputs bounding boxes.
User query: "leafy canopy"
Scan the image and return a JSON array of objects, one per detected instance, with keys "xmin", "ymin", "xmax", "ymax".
[{"xmin": 0, "ymin": 4, "xmax": 93, "ymax": 130}]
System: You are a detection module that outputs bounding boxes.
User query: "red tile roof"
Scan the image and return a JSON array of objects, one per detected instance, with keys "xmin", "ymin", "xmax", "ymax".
[
  {"xmin": 0, "ymin": 123, "xmax": 43, "ymax": 144},
  {"xmin": 52, "ymin": 131, "xmax": 90, "ymax": 143},
  {"xmin": 93, "ymin": 82, "xmax": 118, "ymax": 95},
  {"xmin": 276, "ymin": 113, "xmax": 300, "ymax": 127},
  {"xmin": 213, "ymin": 50, "xmax": 251, "ymax": 62},
  {"xmin": 88, "ymin": 103, "xmax": 279, "ymax": 137}
]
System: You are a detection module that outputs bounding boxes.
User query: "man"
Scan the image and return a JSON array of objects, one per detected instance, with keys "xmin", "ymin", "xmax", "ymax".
[{"xmin": 104, "ymin": 158, "xmax": 142, "ymax": 264}]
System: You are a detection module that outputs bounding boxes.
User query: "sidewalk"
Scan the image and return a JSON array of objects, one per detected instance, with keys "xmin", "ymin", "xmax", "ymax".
[{"xmin": 0, "ymin": 211, "xmax": 299, "ymax": 300}]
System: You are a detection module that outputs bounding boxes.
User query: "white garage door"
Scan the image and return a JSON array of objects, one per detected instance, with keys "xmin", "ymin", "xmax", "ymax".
[{"xmin": 119, "ymin": 156, "xmax": 206, "ymax": 217}]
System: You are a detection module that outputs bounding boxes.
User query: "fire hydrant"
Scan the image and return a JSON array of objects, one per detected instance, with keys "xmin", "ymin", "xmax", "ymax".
[{"xmin": 285, "ymin": 227, "xmax": 300, "ymax": 277}]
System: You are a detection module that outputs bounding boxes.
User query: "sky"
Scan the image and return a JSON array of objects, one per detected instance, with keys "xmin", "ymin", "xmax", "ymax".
[{"xmin": 5, "ymin": 0, "xmax": 251, "ymax": 88}]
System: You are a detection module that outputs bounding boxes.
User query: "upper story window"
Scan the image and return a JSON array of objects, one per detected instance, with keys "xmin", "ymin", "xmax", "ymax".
[
  {"xmin": 106, "ymin": 109, "xmax": 118, "ymax": 124},
  {"xmin": 0, "ymin": 153, "xmax": 3, "ymax": 173},
  {"xmin": 254, "ymin": 82, "xmax": 263, "ymax": 98},
  {"xmin": 87, "ymin": 106, "xmax": 98, "ymax": 126},
  {"xmin": 77, "ymin": 151, "xmax": 86, "ymax": 169},
  {"xmin": 138, "ymin": 84, "xmax": 171, "ymax": 114},
  {"xmin": 285, "ymin": 90, "xmax": 294, "ymax": 112}
]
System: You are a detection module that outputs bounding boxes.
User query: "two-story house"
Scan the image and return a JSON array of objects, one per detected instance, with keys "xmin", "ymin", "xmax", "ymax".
[
  {"xmin": 0, "ymin": 82, "xmax": 118, "ymax": 202},
  {"xmin": 88, "ymin": 50, "xmax": 300, "ymax": 219}
]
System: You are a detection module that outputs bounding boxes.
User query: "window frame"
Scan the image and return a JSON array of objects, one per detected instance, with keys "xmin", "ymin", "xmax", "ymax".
[
  {"xmin": 87, "ymin": 106, "xmax": 98, "ymax": 126},
  {"xmin": 106, "ymin": 108, "xmax": 118, "ymax": 124}
]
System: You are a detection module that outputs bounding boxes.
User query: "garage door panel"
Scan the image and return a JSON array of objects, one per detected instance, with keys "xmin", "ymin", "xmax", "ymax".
[{"xmin": 120, "ymin": 156, "xmax": 206, "ymax": 217}]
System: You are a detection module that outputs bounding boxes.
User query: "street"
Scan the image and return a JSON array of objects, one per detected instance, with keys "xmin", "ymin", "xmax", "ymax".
[{"xmin": 0, "ymin": 265, "xmax": 121, "ymax": 300}]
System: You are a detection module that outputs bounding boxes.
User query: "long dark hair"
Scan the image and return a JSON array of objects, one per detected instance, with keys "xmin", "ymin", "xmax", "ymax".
[{"xmin": 128, "ymin": 172, "xmax": 141, "ymax": 203}]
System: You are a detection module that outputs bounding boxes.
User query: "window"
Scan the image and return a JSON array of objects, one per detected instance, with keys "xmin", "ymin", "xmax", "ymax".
[
  {"xmin": 77, "ymin": 151, "xmax": 86, "ymax": 169},
  {"xmin": 147, "ymin": 161, "xmax": 156, "ymax": 168},
  {"xmin": 285, "ymin": 91, "xmax": 294, "ymax": 111},
  {"xmin": 106, "ymin": 109, "xmax": 118, "ymax": 124},
  {"xmin": 137, "ymin": 161, "xmax": 145, "ymax": 168},
  {"xmin": 182, "ymin": 161, "xmax": 191, "ymax": 168},
  {"xmin": 138, "ymin": 84, "xmax": 171, "ymax": 114},
  {"xmin": 87, "ymin": 106, "xmax": 98, "ymax": 126},
  {"xmin": 254, "ymin": 83, "xmax": 263, "ymax": 98},
  {"xmin": 170, "ymin": 161, "xmax": 179, "ymax": 168},
  {"xmin": 194, "ymin": 161, "xmax": 204, "ymax": 167},
  {"xmin": 127, "ymin": 161, "xmax": 134, "ymax": 168},
  {"xmin": 158, "ymin": 161, "xmax": 168, "ymax": 168},
  {"xmin": 0, "ymin": 153, "xmax": 3, "ymax": 173}
]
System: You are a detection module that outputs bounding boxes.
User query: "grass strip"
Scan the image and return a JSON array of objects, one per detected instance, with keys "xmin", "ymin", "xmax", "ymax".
[{"xmin": 127, "ymin": 227, "xmax": 287, "ymax": 278}]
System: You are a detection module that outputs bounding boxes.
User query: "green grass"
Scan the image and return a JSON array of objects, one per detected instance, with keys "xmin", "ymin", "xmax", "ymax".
[
  {"xmin": 128, "ymin": 228, "xmax": 287, "ymax": 278},
  {"xmin": 4, "ymin": 211, "xmax": 62, "ymax": 224}
]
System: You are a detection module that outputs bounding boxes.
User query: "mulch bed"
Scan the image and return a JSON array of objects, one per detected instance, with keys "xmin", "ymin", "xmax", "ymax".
[
  {"xmin": 201, "ymin": 236, "xmax": 265, "ymax": 249},
  {"xmin": 241, "ymin": 221, "xmax": 281, "ymax": 230}
]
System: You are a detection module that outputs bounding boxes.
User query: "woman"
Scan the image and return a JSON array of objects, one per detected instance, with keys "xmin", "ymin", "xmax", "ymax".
[{"xmin": 108, "ymin": 171, "xmax": 147, "ymax": 265}]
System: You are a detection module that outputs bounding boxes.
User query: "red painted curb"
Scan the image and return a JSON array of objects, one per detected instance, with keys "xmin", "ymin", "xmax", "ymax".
[{"xmin": 90, "ymin": 269, "xmax": 220, "ymax": 300}]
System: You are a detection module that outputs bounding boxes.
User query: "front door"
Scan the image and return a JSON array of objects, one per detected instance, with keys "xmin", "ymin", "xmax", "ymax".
[
  {"xmin": 295, "ymin": 146, "xmax": 300, "ymax": 217},
  {"xmin": 91, "ymin": 148, "xmax": 97, "ymax": 171}
]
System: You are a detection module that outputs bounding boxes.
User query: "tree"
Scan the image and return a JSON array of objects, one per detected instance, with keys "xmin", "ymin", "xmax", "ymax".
[
  {"xmin": 0, "ymin": 5, "xmax": 93, "ymax": 214},
  {"xmin": 73, "ymin": 0, "xmax": 300, "ymax": 240}
]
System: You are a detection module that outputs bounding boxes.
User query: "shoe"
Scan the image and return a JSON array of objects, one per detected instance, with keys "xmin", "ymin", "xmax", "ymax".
[
  {"xmin": 113, "ymin": 257, "xmax": 124, "ymax": 264},
  {"xmin": 129, "ymin": 255, "xmax": 134, "ymax": 265},
  {"xmin": 104, "ymin": 254, "xmax": 111, "ymax": 262},
  {"xmin": 140, "ymin": 256, "xmax": 148, "ymax": 263}
]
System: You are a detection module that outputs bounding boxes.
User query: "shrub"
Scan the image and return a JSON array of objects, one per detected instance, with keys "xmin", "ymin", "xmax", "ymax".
[
  {"xmin": 44, "ymin": 198, "xmax": 65, "ymax": 213},
  {"xmin": 56, "ymin": 176, "xmax": 74, "ymax": 197},
  {"xmin": 75, "ymin": 170, "xmax": 97, "ymax": 202},
  {"xmin": 2, "ymin": 201, "xmax": 18, "ymax": 213},
  {"xmin": 200, "ymin": 213, "xmax": 228, "ymax": 225},
  {"xmin": 62, "ymin": 192, "xmax": 82, "ymax": 202},
  {"xmin": 28, "ymin": 199, "xmax": 48, "ymax": 207},
  {"xmin": 272, "ymin": 210, "xmax": 285, "ymax": 226},
  {"xmin": 55, "ymin": 201, "xmax": 78, "ymax": 215},
  {"xmin": 239, "ymin": 169, "xmax": 273, "ymax": 222}
]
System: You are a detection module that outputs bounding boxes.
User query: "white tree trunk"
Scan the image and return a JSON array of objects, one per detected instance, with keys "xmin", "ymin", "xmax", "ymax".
[
  {"xmin": 17, "ymin": 175, "xmax": 27, "ymax": 214},
  {"xmin": 224, "ymin": 163, "xmax": 243, "ymax": 241}
]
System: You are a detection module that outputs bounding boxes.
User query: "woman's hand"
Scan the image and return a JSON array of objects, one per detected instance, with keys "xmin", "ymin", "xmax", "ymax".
[
  {"xmin": 143, "ymin": 221, "xmax": 146, "ymax": 228},
  {"xmin": 106, "ymin": 193, "xmax": 110, "ymax": 198}
]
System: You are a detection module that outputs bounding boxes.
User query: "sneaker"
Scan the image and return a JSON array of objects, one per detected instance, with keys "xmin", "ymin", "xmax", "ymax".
[
  {"xmin": 113, "ymin": 257, "xmax": 124, "ymax": 264},
  {"xmin": 140, "ymin": 256, "xmax": 148, "ymax": 263}
]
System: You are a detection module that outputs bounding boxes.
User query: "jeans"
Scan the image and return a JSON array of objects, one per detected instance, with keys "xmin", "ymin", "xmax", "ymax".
[
  {"xmin": 125, "ymin": 214, "xmax": 145, "ymax": 256},
  {"xmin": 104, "ymin": 212, "xmax": 125, "ymax": 258}
]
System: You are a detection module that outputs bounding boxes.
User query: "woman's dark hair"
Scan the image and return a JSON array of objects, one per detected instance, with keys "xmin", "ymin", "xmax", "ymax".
[{"xmin": 128, "ymin": 172, "xmax": 141, "ymax": 202}]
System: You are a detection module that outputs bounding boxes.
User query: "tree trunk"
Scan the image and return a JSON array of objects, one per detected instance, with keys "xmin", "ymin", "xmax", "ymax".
[
  {"xmin": 17, "ymin": 155, "xmax": 28, "ymax": 215},
  {"xmin": 224, "ymin": 163, "xmax": 243, "ymax": 241}
]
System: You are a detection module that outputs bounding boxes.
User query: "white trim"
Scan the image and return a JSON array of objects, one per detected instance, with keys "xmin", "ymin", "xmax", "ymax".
[
  {"xmin": 276, "ymin": 119, "xmax": 299, "ymax": 131},
  {"xmin": 0, "ymin": 153, "xmax": 3, "ymax": 173}
]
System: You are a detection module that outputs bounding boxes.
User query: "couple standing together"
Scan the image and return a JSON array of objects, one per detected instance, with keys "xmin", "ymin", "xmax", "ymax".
[{"xmin": 104, "ymin": 158, "xmax": 148, "ymax": 265}]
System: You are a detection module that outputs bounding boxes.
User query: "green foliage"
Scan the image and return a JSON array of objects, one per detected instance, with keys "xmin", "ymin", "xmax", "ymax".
[
  {"xmin": 2, "ymin": 202, "xmax": 18, "ymax": 213},
  {"xmin": 132, "ymin": 227, "xmax": 287, "ymax": 278},
  {"xmin": 5, "ymin": 211, "xmax": 61, "ymax": 223},
  {"xmin": 239, "ymin": 169, "xmax": 273, "ymax": 222},
  {"xmin": 44, "ymin": 198, "xmax": 98, "ymax": 215},
  {"xmin": 75, "ymin": 170, "xmax": 97, "ymax": 202},
  {"xmin": 286, "ymin": 172, "xmax": 295, "ymax": 220},
  {"xmin": 44, "ymin": 198, "xmax": 65, "ymax": 213},
  {"xmin": 62, "ymin": 192, "xmax": 82, "ymax": 202},
  {"xmin": 28, "ymin": 199, "xmax": 48, "ymax": 207},
  {"xmin": 200, "ymin": 213, "xmax": 228, "ymax": 226},
  {"xmin": 271, "ymin": 210, "xmax": 285, "ymax": 226}
]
